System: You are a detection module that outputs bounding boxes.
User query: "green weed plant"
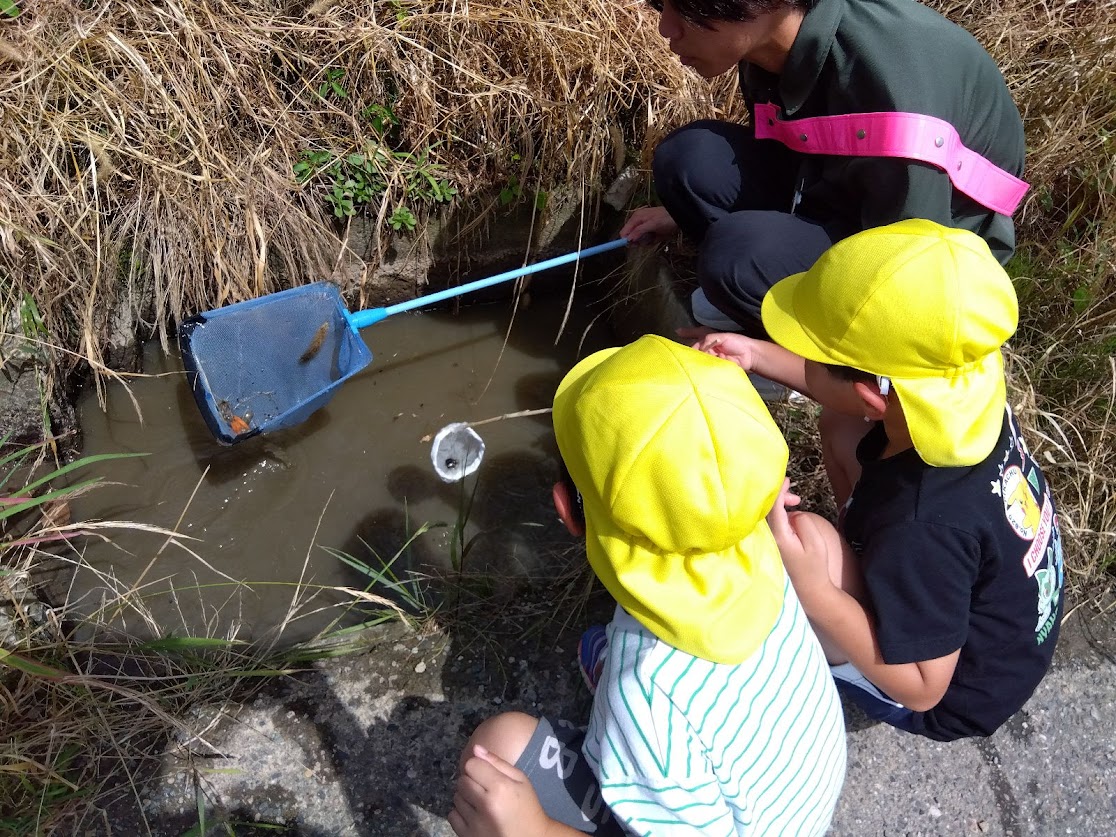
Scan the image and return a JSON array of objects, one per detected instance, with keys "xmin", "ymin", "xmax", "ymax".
[
  {"xmin": 0, "ymin": 439, "xmax": 145, "ymax": 831},
  {"xmin": 295, "ymin": 73, "xmax": 457, "ymax": 223},
  {"xmin": 320, "ymin": 523, "xmax": 436, "ymax": 633}
]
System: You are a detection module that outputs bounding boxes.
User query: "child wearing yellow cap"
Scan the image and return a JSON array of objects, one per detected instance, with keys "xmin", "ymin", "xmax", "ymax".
[
  {"xmin": 694, "ymin": 218, "xmax": 1065, "ymax": 741},
  {"xmin": 448, "ymin": 335, "xmax": 846, "ymax": 837}
]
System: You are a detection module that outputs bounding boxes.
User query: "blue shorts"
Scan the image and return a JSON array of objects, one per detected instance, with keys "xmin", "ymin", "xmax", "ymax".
[{"xmin": 830, "ymin": 662, "xmax": 916, "ymax": 732}]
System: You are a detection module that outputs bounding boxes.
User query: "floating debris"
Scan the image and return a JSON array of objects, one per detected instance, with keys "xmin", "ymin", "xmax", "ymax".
[{"xmin": 217, "ymin": 399, "xmax": 252, "ymax": 435}]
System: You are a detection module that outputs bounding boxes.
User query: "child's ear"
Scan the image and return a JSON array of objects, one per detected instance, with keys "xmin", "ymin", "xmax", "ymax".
[
  {"xmin": 552, "ymin": 482, "xmax": 585, "ymax": 537},
  {"xmin": 853, "ymin": 380, "xmax": 890, "ymax": 421}
]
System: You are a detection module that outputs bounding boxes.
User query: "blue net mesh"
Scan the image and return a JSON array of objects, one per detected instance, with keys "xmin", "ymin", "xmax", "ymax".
[{"xmin": 179, "ymin": 283, "xmax": 373, "ymax": 444}]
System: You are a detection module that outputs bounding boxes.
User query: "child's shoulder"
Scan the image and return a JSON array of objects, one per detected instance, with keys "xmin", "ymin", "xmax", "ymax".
[
  {"xmin": 605, "ymin": 583, "xmax": 825, "ymax": 699},
  {"xmin": 847, "ymin": 408, "xmax": 1060, "ymax": 589}
]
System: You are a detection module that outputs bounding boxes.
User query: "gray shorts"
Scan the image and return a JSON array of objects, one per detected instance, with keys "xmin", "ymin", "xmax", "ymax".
[{"xmin": 513, "ymin": 716, "xmax": 627, "ymax": 836}]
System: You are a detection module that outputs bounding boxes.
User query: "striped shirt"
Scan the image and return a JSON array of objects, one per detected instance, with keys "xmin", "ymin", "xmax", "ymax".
[{"xmin": 583, "ymin": 581, "xmax": 846, "ymax": 836}]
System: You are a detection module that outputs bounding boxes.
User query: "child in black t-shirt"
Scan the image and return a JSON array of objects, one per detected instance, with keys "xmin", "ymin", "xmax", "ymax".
[{"xmin": 693, "ymin": 218, "xmax": 1064, "ymax": 741}]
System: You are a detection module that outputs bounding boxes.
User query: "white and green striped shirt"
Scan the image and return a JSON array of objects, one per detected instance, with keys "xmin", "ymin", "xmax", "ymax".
[{"xmin": 583, "ymin": 581, "xmax": 846, "ymax": 836}]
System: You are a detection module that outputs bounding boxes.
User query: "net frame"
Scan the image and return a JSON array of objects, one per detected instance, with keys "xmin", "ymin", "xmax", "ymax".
[{"xmin": 179, "ymin": 283, "xmax": 373, "ymax": 445}]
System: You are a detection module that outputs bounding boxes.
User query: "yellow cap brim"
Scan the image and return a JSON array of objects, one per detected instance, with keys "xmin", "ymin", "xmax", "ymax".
[
  {"xmin": 584, "ymin": 512, "xmax": 786, "ymax": 665},
  {"xmin": 761, "ymin": 270, "xmax": 846, "ymax": 366}
]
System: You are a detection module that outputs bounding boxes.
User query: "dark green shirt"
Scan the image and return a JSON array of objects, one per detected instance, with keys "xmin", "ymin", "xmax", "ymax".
[{"xmin": 740, "ymin": 0, "xmax": 1025, "ymax": 264}]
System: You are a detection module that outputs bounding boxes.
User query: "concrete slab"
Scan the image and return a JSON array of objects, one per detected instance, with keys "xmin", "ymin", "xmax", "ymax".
[{"xmin": 94, "ymin": 596, "xmax": 1116, "ymax": 837}]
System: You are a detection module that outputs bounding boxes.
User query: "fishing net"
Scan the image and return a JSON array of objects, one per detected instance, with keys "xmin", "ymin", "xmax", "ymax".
[{"xmin": 179, "ymin": 283, "xmax": 373, "ymax": 444}]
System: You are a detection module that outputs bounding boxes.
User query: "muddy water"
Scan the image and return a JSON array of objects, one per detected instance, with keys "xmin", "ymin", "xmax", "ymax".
[{"xmin": 67, "ymin": 300, "xmax": 614, "ymax": 645}]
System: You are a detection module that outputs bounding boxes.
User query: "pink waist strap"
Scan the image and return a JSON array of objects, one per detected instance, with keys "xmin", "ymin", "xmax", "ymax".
[{"xmin": 754, "ymin": 102, "xmax": 1028, "ymax": 216}]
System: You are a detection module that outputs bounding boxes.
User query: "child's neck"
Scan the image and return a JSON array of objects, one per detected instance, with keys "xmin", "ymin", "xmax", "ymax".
[{"xmin": 881, "ymin": 414, "xmax": 915, "ymax": 459}]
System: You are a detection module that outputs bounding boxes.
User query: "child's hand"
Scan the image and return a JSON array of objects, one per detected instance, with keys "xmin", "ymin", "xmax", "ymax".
[
  {"xmin": 771, "ymin": 476, "xmax": 801, "ymax": 514},
  {"xmin": 766, "ymin": 478, "xmax": 804, "ymax": 562},
  {"xmin": 691, "ymin": 332, "xmax": 758, "ymax": 372},
  {"xmin": 449, "ymin": 745, "xmax": 553, "ymax": 837},
  {"xmin": 767, "ymin": 480, "xmax": 838, "ymax": 600}
]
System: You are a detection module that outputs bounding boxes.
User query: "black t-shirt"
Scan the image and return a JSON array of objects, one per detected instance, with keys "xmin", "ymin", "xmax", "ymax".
[{"xmin": 842, "ymin": 408, "xmax": 1064, "ymax": 741}]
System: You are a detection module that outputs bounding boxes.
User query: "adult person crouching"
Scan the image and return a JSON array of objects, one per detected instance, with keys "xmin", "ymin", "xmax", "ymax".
[{"xmin": 620, "ymin": 0, "xmax": 1026, "ymax": 336}]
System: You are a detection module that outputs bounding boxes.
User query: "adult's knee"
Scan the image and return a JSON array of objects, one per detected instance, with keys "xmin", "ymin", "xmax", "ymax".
[
  {"xmin": 653, "ymin": 120, "xmax": 735, "ymax": 187},
  {"xmin": 697, "ymin": 213, "xmax": 787, "ymax": 324},
  {"xmin": 697, "ymin": 212, "xmax": 833, "ymax": 328},
  {"xmin": 652, "ymin": 120, "xmax": 756, "ymax": 236},
  {"xmin": 653, "ymin": 120, "xmax": 794, "ymax": 224}
]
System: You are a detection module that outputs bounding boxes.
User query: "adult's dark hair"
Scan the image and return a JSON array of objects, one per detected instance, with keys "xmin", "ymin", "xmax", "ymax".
[{"xmin": 656, "ymin": 0, "xmax": 818, "ymax": 25}]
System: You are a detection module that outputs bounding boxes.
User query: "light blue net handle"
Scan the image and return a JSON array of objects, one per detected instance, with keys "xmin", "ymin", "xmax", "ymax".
[{"xmin": 346, "ymin": 238, "xmax": 629, "ymax": 332}]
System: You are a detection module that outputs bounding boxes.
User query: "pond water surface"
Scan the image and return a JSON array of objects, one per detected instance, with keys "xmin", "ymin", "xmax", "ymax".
[{"xmin": 65, "ymin": 299, "xmax": 614, "ymax": 645}]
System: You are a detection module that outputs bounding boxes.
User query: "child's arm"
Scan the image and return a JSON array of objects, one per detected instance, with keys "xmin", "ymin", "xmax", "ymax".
[
  {"xmin": 449, "ymin": 745, "xmax": 584, "ymax": 837},
  {"xmin": 691, "ymin": 333, "xmax": 812, "ymax": 396},
  {"xmin": 768, "ymin": 504, "xmax": 960, "ymax": 712}
]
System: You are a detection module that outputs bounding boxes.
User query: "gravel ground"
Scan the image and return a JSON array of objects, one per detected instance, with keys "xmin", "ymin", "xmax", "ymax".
[{"xmin": 87, "ymin": 589, "xmax": 1116, "ymax": 837}]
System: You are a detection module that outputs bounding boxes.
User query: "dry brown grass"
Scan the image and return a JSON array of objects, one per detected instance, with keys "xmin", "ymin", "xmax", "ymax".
[
  {"xmin": 936, "ymin": 0, "xmax": 1116, "ymax": 588},
  {"xmin": 0, "ymin": 0, "xmax": 731, "ymax": 388}
]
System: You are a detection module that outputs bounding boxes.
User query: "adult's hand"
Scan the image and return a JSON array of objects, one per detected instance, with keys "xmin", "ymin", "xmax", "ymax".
[
  {"xmin": 449, "ymin": 745, "xmax": 554, "ymax": 837},
  {"xmin": 620, "ymin": 205, "xmax": 679, "ymax": 244}
]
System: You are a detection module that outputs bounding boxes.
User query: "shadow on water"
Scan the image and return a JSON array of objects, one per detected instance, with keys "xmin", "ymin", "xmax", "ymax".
[
  {"xmin": 331, "ymin": 445, "xmax": 574, "ymax": 621},
  {"xmin": 58, "ymin": 283, "xmax": 635, "ymax": 835},
  {"xmin": 112, "ymin": 435, "xmax": 615, "ymax": 835},
  {"xmin": 61, "ymin": 296, "xmax": 616, "ymax": 647}
]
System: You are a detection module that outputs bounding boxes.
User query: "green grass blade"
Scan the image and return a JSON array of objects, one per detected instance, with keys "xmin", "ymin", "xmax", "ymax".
[
  {"xmin": 0, "ymin": 478, "xmax": 103, "ymax": 522},
  {"xmin": 0, "ymin": 649, "xmax": 69, "ymax": 678},
  {"xmin": 17, "ymin": 452, "xmax": 147, "ymax": 495},
  {"xmin": 138, "ymin": 636, "xmax": 244, "ymax": 652}
]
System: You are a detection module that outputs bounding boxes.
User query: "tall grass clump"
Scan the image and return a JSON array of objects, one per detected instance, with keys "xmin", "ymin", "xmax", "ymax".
[
  {"xmin": 0, "ymin": 0, "xmax": 725, "ymax": 393},
  {"xmin": 929, "ymin": 0, "xmax": 1116, "ymax": 588}
]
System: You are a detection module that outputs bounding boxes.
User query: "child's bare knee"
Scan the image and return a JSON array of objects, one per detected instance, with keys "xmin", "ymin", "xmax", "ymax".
[{"xmin": 458, "ymin": 711, "xmax": 539, "ymax": 774}]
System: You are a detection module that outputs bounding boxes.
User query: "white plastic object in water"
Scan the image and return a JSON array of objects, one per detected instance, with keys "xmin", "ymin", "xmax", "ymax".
[{"xmin": 430, "ymin": 422, "xmax": 485, "ymax": 482}]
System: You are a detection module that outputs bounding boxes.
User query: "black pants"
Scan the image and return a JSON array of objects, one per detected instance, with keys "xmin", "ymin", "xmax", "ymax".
[{"xmin": 654, "ymin": 120, "xmax": 837, "ymax": 335}]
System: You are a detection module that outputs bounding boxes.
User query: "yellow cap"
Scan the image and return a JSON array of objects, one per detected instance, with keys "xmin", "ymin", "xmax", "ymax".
[
  {"xmin": 553, "ymin": 335, "xmax": 788, "ymax": 664},
  {"xmin": 762, "ymin": 219, "xmax": 1018, "ymax": 467}
]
